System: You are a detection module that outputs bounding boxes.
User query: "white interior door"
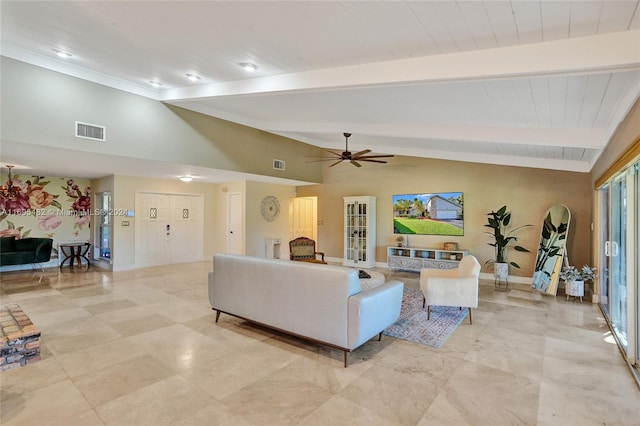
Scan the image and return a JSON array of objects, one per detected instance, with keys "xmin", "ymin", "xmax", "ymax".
[
  {"xmin": 227, "ymin": 192, "xmax": 244, "ymax": 254},
  {"xmin": 170, "ymin": 195, "xmax": 204, "ymax": 263},
  {"xmin": 289, "ymin": 197, "xmax": 316, "ymax": 241},
  {"xmin": 136, "ymin": 193, "xmax": 170, "ymax": 266},
  {"xmin": 136, "ymin": 192, "xmax": 204, "ymax": 267}
]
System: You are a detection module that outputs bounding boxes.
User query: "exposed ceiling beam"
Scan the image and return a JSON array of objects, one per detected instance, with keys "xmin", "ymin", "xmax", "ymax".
[
  {"xmin": 366, "ymin": 145, "xmax": 593, "ymax": 173},
  {"xmin": 162, "ymin": 30, "xmax": 640, "ymax": 102},
  {"xmin": 262, "ymin": 122, "xmax": 607, "ymax": 149}
]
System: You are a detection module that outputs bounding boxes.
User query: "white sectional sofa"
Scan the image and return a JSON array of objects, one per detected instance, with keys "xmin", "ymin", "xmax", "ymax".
[{"xmin": 208, "ymin": 253, "xmax": 404, "ymax": 367}]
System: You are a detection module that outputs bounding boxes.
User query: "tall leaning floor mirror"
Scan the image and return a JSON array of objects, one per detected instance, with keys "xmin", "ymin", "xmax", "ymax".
[{"xmin": 531, "ymin": 204, "xmax": 571, "ymax": 295}]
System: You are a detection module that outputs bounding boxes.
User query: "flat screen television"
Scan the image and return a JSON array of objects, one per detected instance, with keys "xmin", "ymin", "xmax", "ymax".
[{"xmin": 392, "ymin": 192, "xmax": 464, "ymax": 236}]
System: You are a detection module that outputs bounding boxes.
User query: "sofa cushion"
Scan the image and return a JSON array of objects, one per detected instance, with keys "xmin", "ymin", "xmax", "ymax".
[
  {"xmin": 359, "ymin": 271, "xmax": 386, "ymax": 291},
  {"xmin": 0, "ymin": 238, "xmax": 53, "ymax": 266},
  {"xmin": 14, "ymin": 238, "xmax": 38, "ymax": 252},
  {"xmin": 1, "ymin": 251, "xmax": 37, "ymax": 265},
  {"xmin": 0, "ymin": 237, "xmax": 16, "ymax": 252}
]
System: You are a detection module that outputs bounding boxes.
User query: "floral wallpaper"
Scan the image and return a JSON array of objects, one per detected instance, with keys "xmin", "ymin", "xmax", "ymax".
[{"xmin": 0, "ymin": 171, "xmax": 91, "ymax": 248}]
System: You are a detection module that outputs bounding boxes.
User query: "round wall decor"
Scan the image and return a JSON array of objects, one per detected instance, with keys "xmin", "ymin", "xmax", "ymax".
[{"xmin": 260, "ymin": 195, "xmax": 280, "ymax": 222}]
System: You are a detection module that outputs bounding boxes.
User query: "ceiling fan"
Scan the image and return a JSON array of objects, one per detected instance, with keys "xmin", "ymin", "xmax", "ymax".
[{"xmin": 306, "ymin": 133, "xmax": 394, "ymax": 167}]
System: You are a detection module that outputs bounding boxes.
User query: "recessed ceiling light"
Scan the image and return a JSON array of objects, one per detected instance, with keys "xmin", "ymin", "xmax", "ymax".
[
  {"xmin": 179, "ymin": 175, "xmax": 193, "ymax": 182},
  {"xmin": 53, "ymin": 49, "xmax": 72, "ymax": 58},
  {"xmin": 240, "ymin": 63, "xmax": 258, "ymax": 72},
  {"xmin": 185, "ymin": 73, "xmax": 201, "ymax": 81},
  {"xmin": 149, "ymin": 80, "xmax": 163, "ymax": 88}
]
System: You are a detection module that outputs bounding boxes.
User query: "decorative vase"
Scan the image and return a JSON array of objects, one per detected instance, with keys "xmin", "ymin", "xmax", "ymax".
[
  {"xmin": 566, "ymin": 280, "xmax": 584, "ymax": 297},
  {"xmin": 494, "ymin": 262, "xmax": 509, "ymax": 279}
]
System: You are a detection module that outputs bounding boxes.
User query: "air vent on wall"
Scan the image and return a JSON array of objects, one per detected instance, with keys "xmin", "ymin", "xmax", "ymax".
[
  {"xmin": 75, "ymin": 121, "xmax": 106, "ymax": 142},
  {"xmin": 273, "ymin": 159, "xmax": 285, "ymax": 171}
]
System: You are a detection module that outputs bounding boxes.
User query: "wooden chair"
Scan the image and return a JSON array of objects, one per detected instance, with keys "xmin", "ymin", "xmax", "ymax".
[{"xmin": 289, "ymin": 237, "xmax": 326, "ymax": 264}]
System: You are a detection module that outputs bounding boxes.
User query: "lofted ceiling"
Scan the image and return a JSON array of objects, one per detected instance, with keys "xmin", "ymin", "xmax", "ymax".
[{"xmin": 1, "ymin": 0, "xmax": 640, "ymax": 181}]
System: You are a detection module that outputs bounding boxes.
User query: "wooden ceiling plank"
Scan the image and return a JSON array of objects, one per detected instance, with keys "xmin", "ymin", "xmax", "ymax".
[
  {"xmin": 593, "ymin": 72, "xmax": 639, "ymax": 129},
  {"xmin": 597, "ymin": 0, "xmax": 639, "ymax": 33},
  {"xmin": 510, "ymin": 78, "xmax": 541, "ymax": 129},
  {"xmin": 548, "ymin": 76, "xmax": 569, "ymax": 129},
  {"xmin": 407, "ymin": 1, "xmax": 459, "ymax": 54},
  {"xmin": 430, "ymin": 1, "xmax": 478, "ymax": 52},
  {"xmin": 565, "ymin": 75, "xmax": 589, "ymax": 128},
  {"xmin": 541, "ymin": 0, "xmax": 572, "ymax": 41},
  {"xmin": 578, "ymin": 74, "xmax": 612, "ymax": 129},
  {"xmin": 456, "ymin": 1, "xmax": 499, "ymax": 50},
  {"xmin": 569, "ymin": 0, "xmax": 604, "ymax": 37},
  {"xmin": 631, "ymin": 0, "xmax": 640, "ymax": 29},
  {"xmin": 529, "ymin": 78, "xmax": 553, "ymax": 129},
  {"xmin": 511, "ymin": 0, "xmax": 544, "ymax": 44},
  {"xmin": 483, "ymin": 1, "xmax": 520, "ymax": 47}
]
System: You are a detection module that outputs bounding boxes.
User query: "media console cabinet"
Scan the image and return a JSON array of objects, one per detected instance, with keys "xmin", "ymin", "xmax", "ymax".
[{"xmin": 387, "ymin": 246, "xmax": 468, "ymax": 272}]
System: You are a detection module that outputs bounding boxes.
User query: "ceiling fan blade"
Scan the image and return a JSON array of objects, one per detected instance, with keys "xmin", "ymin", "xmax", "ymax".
[
  {"xmin": 353, "ymin": 154, "xmax": 395, "ymax": 159},
  {"xmin": 305, "ymin": 158, "xmax": 342, "ymax": 163},
  {"xmin": 352, "ymin": 149, "xmax": 371, "ymax": 157},
  {"xmin": 358, "ymin": 159, "xmax": 388, "ymax": 164},
  {"xmin": 305, "ymin": 133, "xmax": 390, "ymax": 167}
]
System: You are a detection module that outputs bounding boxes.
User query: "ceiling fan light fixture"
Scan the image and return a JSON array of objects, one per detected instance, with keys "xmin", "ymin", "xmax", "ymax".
[
  {"xmin": 1, "ymin": 165, "xmax": 19, "ymax": 200},
  {"xmin": 179, "ymin": 175, "xmax": 193, "ymax": 182},
  {"xmin": 185, "ymin": 73, "xmax": 200, "ymax": 81},
  {"xmin": 149, "ymin": 80, "xmax": 163, "ymax": 88}
]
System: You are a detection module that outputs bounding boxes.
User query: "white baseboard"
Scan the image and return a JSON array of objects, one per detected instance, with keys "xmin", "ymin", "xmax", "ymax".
[{"xmin": 92, "ymin": 259, "xmax": 112, "ymax": 271}]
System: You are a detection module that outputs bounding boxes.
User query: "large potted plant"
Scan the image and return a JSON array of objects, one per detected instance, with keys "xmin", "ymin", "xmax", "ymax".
[
  {"xmin": 485, "ymin": 205, "xmax": 533, "ymax": 279},
  {"xmin": 559, "ymin": 265, "xmax": 596, "ymax": 300}
]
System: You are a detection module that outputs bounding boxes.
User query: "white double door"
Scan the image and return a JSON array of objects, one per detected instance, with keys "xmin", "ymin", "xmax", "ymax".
[{"xmin": 136, "ymin": 192, "xmax": 204, "ymax": 267}]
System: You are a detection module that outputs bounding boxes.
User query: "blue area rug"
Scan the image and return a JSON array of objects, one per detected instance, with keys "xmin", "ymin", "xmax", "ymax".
[{"xmin": 383, "ymin": 287, "xmax": 468, "ymax": 348}]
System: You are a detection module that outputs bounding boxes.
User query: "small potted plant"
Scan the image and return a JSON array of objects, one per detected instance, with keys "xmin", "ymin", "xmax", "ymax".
[
  {"xmin": 484, "ymin": 205, "xmax": 533, "ymax": 279},
  {"xmin": 560, "ymin": 265, "xmax": 596, "ymax": 299}
]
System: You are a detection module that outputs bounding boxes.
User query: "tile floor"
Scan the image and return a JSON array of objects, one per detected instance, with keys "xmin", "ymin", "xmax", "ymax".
[{"xmin": 0, "ymin": 262, "xmax": 639, "ymax": 425}]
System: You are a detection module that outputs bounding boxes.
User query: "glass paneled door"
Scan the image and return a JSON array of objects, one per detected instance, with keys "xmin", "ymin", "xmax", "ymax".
[
  {"xmin": 343, "ymin": 196, "xmax": 377, "ymax": 268},
  {"xmin": 636, "ymin": 163, "xmax": 640, "ymax": 373},
  {"xmin": 599, "ymin": 159, "xmax": 639, "ymax": 381},
  {"xmin": 600, "ymin": 173, "xmax": 632, "ymax": 352}
]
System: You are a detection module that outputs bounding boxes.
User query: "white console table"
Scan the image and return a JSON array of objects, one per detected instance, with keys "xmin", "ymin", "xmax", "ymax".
[{"xmin": 387, "ymin": 246, "xmax": 468, "ymax": 272}]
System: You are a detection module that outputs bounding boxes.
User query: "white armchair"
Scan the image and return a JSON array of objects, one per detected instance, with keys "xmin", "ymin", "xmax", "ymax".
[{"xmin": 419, "ymin": 255, "xmax": 481, "ymax": 324}]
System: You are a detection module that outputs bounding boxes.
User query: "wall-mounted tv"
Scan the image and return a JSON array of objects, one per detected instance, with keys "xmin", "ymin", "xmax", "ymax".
[{"xmin": 393, "ymin": 192, "xmax": 464, "ymax": 236}]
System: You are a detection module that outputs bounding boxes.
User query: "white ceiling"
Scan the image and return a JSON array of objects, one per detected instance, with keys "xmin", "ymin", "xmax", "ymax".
[{"xmin": 1, "ymin": 0, "xmax": 640, "ymax": 181}]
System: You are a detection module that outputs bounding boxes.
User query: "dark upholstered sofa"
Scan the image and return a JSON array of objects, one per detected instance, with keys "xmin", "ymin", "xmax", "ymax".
[{"xmin": 0, "ymin": 237, "xmax": 53, "ymax": 267}]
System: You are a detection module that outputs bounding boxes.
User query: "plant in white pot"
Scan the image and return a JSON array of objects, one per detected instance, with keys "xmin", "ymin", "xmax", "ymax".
[
  {"xmin": 559, "ymin": 265, "xmax": 596, "ymax": 300},
  {"xmin": 485, "ymin": 205, "xmax": 533, "ymax": 279}
]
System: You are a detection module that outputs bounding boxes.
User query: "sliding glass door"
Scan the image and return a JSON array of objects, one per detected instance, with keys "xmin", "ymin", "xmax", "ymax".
[
  {"xmin": 599, "ymin": 161, "xmax": 638, "ymax": 371},
  {"xmin": 635, "ymin": 163, "xmax": 639, "ymax": 371},
  {"xmin": 609, "ymin": 176, "xmax": 627, "ymax": 349},
  {"xmin": 600, "ymin": 185, "xmax": 610, "ymax": 308}
]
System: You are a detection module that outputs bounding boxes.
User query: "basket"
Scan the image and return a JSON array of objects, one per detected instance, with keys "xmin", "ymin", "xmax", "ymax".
[{"xmin": 443, "ymin": 242, "xmax": 458, "ymax": 251}]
